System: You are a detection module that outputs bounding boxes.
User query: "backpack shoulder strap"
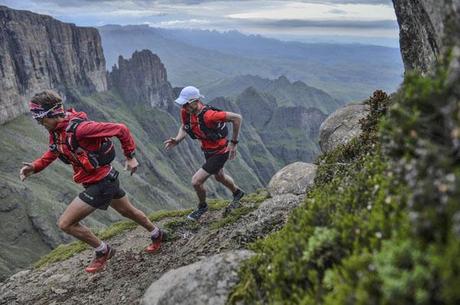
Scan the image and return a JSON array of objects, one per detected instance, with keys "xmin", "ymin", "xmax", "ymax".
[
  {"xmin": 65, "ymin": 118, "xmax": 86, "ymax": 151},
  {"xmin": 198, "ymin": 105, "xmax": 223, "ymax": 131}
]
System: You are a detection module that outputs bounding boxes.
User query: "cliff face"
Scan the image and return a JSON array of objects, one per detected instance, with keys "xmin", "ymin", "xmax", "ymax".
[
  {"xmin": 108, "ymin": 50, "xmax": 174, "ymax": 108},
  {"xmin": 392, "ymin": 0, "xmax": 460, "ymax": 73},
  {"xmin": 0, "ymin": 6, "xmax": 107, "ymax": 124},
  {"xmin": 235, "ymin": 87, "xmax": 326, "ymax": 165}
]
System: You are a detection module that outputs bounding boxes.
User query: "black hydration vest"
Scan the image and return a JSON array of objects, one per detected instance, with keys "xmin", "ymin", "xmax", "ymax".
[
  {"xmin": 50, "ymin": 118, "xmax": 115, "ymax": 169},
  {"xmin": 183, "ymin": 105, "xmax": 228, "ymax": 141}
]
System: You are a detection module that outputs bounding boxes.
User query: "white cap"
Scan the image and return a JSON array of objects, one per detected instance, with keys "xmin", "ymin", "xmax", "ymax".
[{"xmin": 174, "ymin": 86, "xmax": 204, "ymax": 105}]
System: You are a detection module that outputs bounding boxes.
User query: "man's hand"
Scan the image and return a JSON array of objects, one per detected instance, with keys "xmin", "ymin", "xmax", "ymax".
[
  {"xmin": 164, "ymin": 137, "xmax": 178, "ymax": 150},
  {"xmin": 20, "ymin": 162, "xmax": 35, "ymax": 181},
  {"xmin": 228, "ymin": 143, "xmax": 238, "ymax": 160},
  {"xmin": 124, "ymin": 157, "xmax": 139, "ymax": 176}
]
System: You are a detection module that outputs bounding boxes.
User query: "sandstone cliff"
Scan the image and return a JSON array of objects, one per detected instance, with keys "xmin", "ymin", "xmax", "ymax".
[
  {"xmin": 392, "ymin": 0, "xmax": 460, "ymax": 73},
  {"xmin": 0, "ymin": 6, "xmax": 107, "ymax": 125}
]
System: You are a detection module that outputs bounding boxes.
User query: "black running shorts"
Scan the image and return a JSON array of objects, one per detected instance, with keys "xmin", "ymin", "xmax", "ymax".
[
  {"xmin": 79, "ymin": 170, "xmax": 126, "ymax": 210},
  {"xmin": 202, "ymin": 151, "xmax": 230, "ymax": 175}
]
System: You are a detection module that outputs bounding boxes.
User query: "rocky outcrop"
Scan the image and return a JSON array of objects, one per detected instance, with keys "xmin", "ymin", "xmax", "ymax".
[
  {"xmin": 0, "ymin": 5, "xmax": 107, "ymax": 125},
  {"xmin": 392, "ymin": 0, "xmax": 460, "ymax": 73},
  {"xmin": 142, "ymin": 251, "xmax": 254, "ymax": 305},
  {"xmin": 268, "ymin": 162, "xmax": 317, "ymax": 196},
  {"xmin": 319, "ymin": 103, "xmax": 369, "ymax": 153},
  {"xmin": 108, "ymin": 49, "xmax": 174, "ymax": 108}
]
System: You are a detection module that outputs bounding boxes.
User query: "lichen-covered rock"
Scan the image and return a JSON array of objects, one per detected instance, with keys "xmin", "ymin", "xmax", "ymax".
[
  {"xmin": 393, "ymin": 0, "xmax": 460, "ymax": 74},
  {"xmin": 319, "ymin": 103, "xmax": 368, "ymax": 153},
  {"xmin": 0, "ymin": 5, "xmax": 107, "ymax": 125},
  {"xmin": 108, "ymin": 49, "xmax": 175, "ymax": 108},
  {"xmin": 141, "ymin": 250, "xmax": 254, "ymax": 305},
  {"xmin": 229, "ymin": 194, "xmax": 304, "ymax": 246},
  {"xmin": 268, "ymin": 162, "xmax": 317, "ymax": 196}
]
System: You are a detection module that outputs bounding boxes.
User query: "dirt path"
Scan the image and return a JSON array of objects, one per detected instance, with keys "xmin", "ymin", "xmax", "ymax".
[{"xmin": 0, "ymin": 193, "xmax": 302, "ymax": 305}]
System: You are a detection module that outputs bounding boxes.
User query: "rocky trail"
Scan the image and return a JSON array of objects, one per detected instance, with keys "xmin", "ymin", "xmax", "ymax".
[{"xmin": 0, "ymin": 191, "xmax": 304, "ymax": 305}]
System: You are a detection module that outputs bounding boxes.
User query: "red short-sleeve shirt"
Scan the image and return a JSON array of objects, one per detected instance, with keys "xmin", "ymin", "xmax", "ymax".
[{"xmin": 181, "ymin": 107, "xmax": 228, "ymax": 153}]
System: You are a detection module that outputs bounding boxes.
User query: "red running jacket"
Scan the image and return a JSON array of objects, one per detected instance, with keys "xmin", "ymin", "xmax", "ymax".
[{"xmin": 32, "ymin": 109, "xmax": 136, "ymax": 185}]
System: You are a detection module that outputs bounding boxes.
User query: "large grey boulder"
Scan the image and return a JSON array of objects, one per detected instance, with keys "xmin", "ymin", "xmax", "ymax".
[
  {"xmin": 319, "ymin": 103, "xmax": 368, "ymax": 153},
  {"xmin": 268, "ymin": 162, "xmax": 317, "ymax": 196},
  {"xmin": 141, "ymin": 250, "xmax": 254, "ymax": 305}
]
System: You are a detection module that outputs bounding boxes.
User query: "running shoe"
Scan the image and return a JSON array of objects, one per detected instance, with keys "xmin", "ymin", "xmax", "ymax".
[
  {"xmin": 146, "ymin": 229, "xmax": 167, "ymax": 253},
  {"xmin": 187, "ymin": 203, "xmax": 208, "ymax": 221},
  {"xmin": 85, "ymin": 244, "xmax": 116, "ymax": 273}
]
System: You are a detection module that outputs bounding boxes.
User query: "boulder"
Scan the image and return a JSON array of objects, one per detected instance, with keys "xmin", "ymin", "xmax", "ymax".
[
  {"xmin": 141, "ymin": 250, "xmax": 254, "ymax": 305},
  {"xmin": 319, "ymin": 103, "xmax": 368, "ymax": 153},
  {"xmin": 268, "ymin": 162, "xmax": 317, "ymax": 196}
]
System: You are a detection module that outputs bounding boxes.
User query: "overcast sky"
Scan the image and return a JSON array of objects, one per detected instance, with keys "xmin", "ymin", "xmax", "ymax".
[{"xmin": 0, "ymin": 0, "xmax": 399, "ymax": 47}]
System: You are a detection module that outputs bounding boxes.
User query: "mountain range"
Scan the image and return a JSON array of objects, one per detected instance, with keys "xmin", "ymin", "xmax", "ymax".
[{"xmin": 99, "ymin": 25, "xmax": 404, "ymax": 102}]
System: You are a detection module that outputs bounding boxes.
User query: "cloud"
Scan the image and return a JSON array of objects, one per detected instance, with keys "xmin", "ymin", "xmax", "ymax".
[
  {"xmin": 244, "ymin": 18, "xmax": 399, "ymax": 29},
  {"xmin": 328, "ymin": 8, "xmax": 347, "ymax": 15},
  {"xmin": 152, "ymin": 18, "xmax": 211, "ymax": 26}
]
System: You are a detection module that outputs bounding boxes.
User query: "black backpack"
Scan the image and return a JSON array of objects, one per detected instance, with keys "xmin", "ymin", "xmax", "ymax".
[
  {"xmin": 50, "ymin": 118, "xmax": 115, "ymax": 169},
  {"xmin": 183, "ymin": 105, "xmax": 228, "ymax": 141}
]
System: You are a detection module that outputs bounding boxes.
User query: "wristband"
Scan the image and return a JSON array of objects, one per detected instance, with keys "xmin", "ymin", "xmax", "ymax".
[
  {"xmin": 127, "ymin": 151, "xmax": 136, "ymax": 159},
  {"xmin": 231, "ymin": 139, "xmax": 239, "ymax": 145}
]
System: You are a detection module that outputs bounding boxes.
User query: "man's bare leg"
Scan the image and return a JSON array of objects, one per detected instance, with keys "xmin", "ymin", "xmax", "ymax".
[
  {"xmin": 57, "ymin": 197, "xmax": 100, "ymax": 248},
  {"xmin": 191, "ymin": 168, "xmax": 211, "ymax": 204},
  {"xmin": 214, "ymin": 168, "xmax": 238, "ymax": 193},
  {"xmin": 110, "ymin": 195, "xmax": 155, "ymax": 232}
]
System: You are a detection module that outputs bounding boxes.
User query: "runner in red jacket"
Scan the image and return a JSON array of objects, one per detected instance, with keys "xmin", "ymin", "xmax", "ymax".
[
  {"xmin": 19, "ymin": 90, "xmax": 166, "ymax": 273},
  {"xmin": 164, "ymin": 86, "xmax": 245, "ymax": 221}
]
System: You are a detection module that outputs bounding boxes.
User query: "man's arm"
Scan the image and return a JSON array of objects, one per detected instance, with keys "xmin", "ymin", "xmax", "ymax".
[
  {"xmin": 20, "ymin": 149, "xmax": 58, "ymax": 181},
  {"xmin": 164, "ymin": 125, "xmax": 187, "ymax": 150},
  {"xmin": 225, "ymin": 112, "xmax": 242, "ymax": 160},
  {"xmin": 225, "ymin": 112, "xmax": 242, "ymax": 143}
]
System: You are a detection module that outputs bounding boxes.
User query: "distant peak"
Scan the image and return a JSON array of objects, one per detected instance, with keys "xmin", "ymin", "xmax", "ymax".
[
  {"xmin": 276, "ymin": 75, "xmax": 291, "ymax": 85},
  {"xmin": 241, "ymin": 86, "xmax": 261, "ymax": 96}
]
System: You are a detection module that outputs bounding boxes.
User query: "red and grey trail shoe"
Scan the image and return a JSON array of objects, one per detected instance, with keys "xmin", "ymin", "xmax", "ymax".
[
  {"xmin": 85, "ymin": 245, "xmax": 116, "ymax": 273},
  {"xmin": 145, "ymin": 229, "xmax": 167, "ymax": 253}
]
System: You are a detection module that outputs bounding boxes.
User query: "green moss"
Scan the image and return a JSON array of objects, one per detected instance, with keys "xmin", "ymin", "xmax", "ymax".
[
  {"xmin": 34, "ymin": 242, "xmax": 88, "ymax": 269},
  {"xmin": 240, "ymin": 189, "xmax": 271, "ymax": 204}
]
